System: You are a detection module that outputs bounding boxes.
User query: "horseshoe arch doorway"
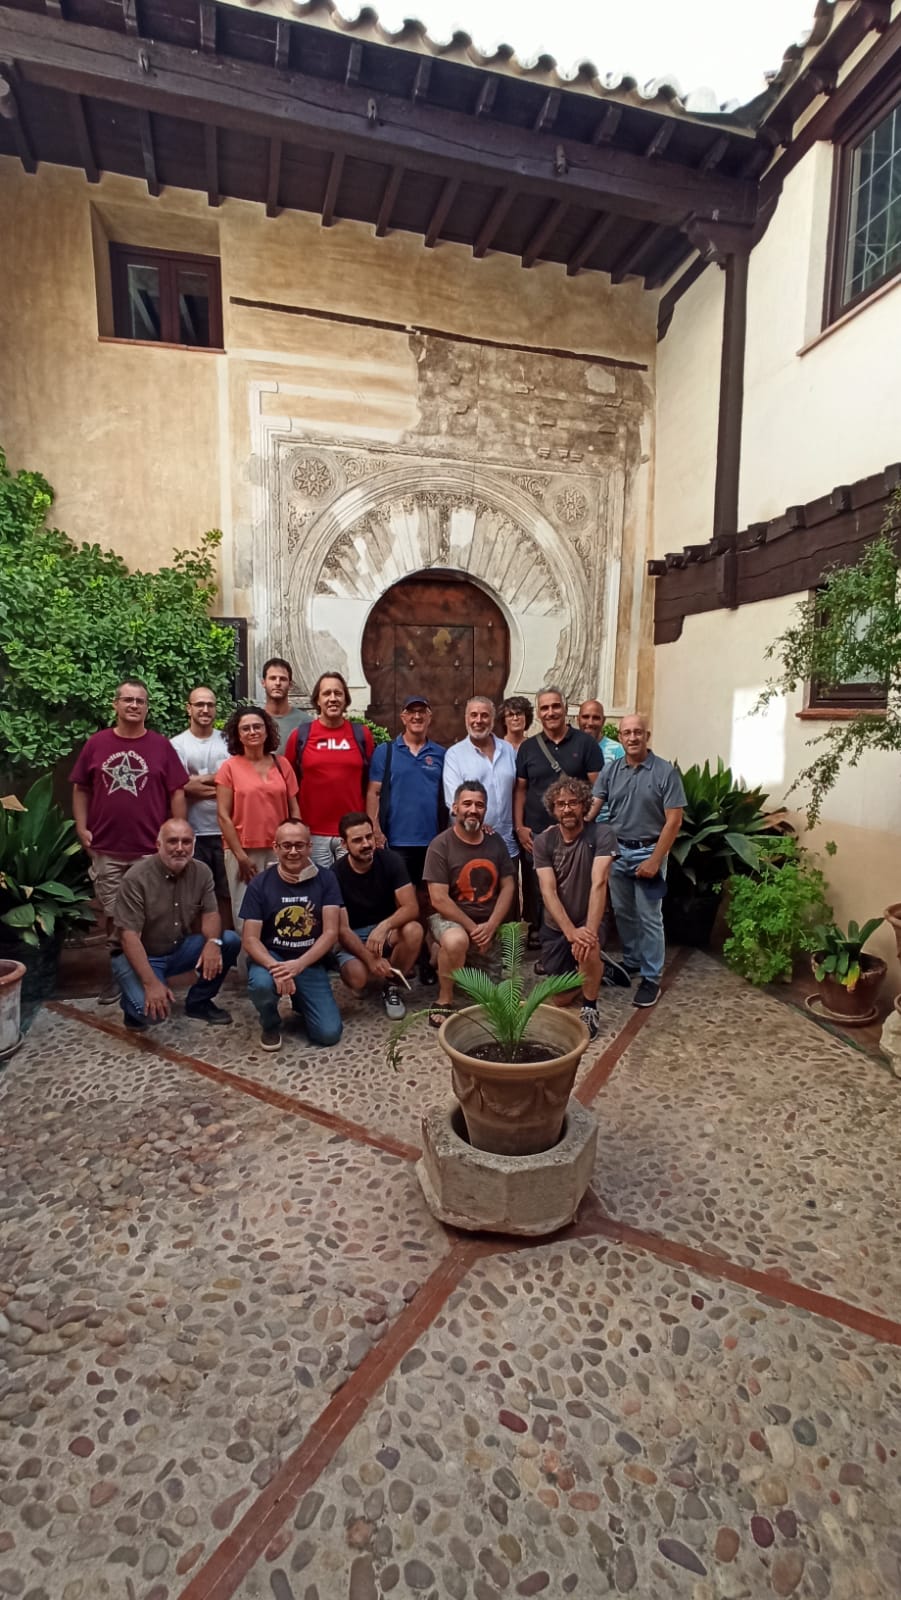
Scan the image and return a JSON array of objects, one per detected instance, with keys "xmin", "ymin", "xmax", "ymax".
[{"xmin": 362, "ymin": 572, "xmax": 511, "ymax": 746}]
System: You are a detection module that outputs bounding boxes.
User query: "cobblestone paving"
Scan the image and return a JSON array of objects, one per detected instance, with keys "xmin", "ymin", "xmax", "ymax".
[
  {"xmin": 0, "ymin": 1010, "xmax": 446, "ymax": 1600},
  {"xmin": 592, "ymin": 956, "xmax": 901, "ymax": 1318},
  {"xmin": 236, "ymin": 1239, "xmax": 901, "ymax": 1600},
  {"xmin": 68, "ymin": 975, "xmax": 634, "ymax": 1152}
]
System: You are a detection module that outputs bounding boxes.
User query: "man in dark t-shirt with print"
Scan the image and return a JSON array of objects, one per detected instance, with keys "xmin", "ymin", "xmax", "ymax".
[
  {"xmin": 533, "ymin": 776, "xmax": 628, "ymax": 1042},
  {"xmin": 332, "ymin": 813, "xmax": 423, "ymax": 1022},
  {"xmin": 422, "ymin": 779, "xmax": 515, "ymax": 1026},
  {"xmin": 513, "ymin": 686, "xmax": 600, "ymax": 949},
  {"xmin": 240, "ymin": 820, "xmax": 343, "ymax": 1052}
]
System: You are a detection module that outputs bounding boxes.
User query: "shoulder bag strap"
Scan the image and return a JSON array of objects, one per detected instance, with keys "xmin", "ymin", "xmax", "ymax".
[{"xmin": 535, "ymin": 733, "xmax": 563, "ymax": 775}]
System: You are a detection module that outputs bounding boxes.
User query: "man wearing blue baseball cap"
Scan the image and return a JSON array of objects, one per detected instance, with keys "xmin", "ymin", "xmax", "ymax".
[{"xmin": 366, "ymin": 696, "xmax": 446, "ymax": 984}]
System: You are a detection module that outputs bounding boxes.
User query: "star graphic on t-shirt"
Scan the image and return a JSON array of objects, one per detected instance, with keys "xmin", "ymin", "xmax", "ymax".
[{"xmin": 101, "ymin": 749, "xmax": 150, "ymax": 796}]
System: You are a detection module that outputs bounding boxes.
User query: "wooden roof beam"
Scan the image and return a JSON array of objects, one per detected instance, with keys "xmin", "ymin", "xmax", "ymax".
[
  {"xmin": 375, "ymin": 163, "xmax": 403, "ymax": 236},
  {"xmin": 475, "ymin": 75, "xmax": 498, "ymax": 118},
  {"xmin": 522, "ymin": 198, "xmax": 567, "ymax": 268},
  {"xmin": 566, "ymin": 211, "xmax": 615, "ymax": 276},
  {"xmin": 70, "ymin": 91, "xmax": 99, "ymax": 182},
  {"xmin": 199, "ymin": 0, "xmax": 216, "ymax": 54},
  {"xmin": 591, "ymin": 104, "xmax": 622, "ymax": 145},
  {"xmin": 412, "ymin": 56, "xmax": 431, "ymax": 102},
  {"xmin": 121, "ymin": 0, "xmax": 139, "ymax": 35},
  {"xmin": 0, "ymin": 71, "xmax": 36, "ymax": 173},
  {"xmin": 609, "ymin": 221, "xmax": 663, "ymax": 283},
  {"xmin": 424, "ymin": 175, "xmax": 459, "ymax": 247},
  {"xmin": 473, "ymin": 187, "xmax": 515, "ymax": 257},
  {"xmin": 345, "ymin": 40, "xmax": 362, "ymax": 88},
  {"xmin": 265, "ymin": 136, "xmax": 281, "ymax": 216},
  {"xmin": 321, "ymin": 149, "xmax": 344, "ymax": 226},
  {"xmin": 644, "ymin": 120, "xmax": 674, "ymax": 159},
  {"xmin": 274, "ymin": 20, "xmax": 290, "ymax": 70},
  {"xmin": 700, "ymin": 133, "xmax": 730, "ymax": 173},
  {"xmin": 204, "ymin": 122, "xmax": 220, "ymax": 205},
  {"xmin": 534, "ymin": 90, "xmax": 560, "ymax": 133},
  {"xmin": 0, "ymin": 10, "xmax": 759, "ymax": 228},
  {"xmin": 137, "ymin": 107, "xmax": 159, "ymax": 196}
]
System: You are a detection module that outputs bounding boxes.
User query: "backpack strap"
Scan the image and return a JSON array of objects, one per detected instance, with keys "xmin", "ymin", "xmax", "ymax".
[
  {"xmin": 352, "ymin": 721, "xmax": 371, "ymax": 789},
  {"xmin": 291, "ymin": 721, "xmax": 313, "ymax": 784},
  {"xmin": 377, "ymin": 740, "xmax": 394, "ymax": 835}
]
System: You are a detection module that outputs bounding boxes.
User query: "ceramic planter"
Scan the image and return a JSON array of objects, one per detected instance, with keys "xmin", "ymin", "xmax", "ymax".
[
  {"xmin": 438, "ymin": 1004, "xmax": 590, "ymax": 1156},
  {"xmin": 811, "ymin": 952, "xmax": 887, "ymax": 1019},
  {"xmin": 0, "ymin": 958, "xmax": 26, "ymax": 1058}
]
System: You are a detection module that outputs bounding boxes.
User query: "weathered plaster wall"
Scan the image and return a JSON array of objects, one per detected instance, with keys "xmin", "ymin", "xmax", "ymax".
[{"xmin": 2, "ymin": 158, "xmax": 658, "ymax": 714}]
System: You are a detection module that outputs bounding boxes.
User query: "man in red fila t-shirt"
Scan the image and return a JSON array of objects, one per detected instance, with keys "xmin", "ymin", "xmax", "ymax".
[{"xmin": 285, "ymin": 671, "xmax": 375, "ymax": 871}]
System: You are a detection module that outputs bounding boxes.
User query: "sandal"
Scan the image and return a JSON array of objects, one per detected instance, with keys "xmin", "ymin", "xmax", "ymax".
[
  {"xmin": 526, "ymin": 929, "xmax": 541, "ymax": 951},
  {"xmin": 428, "ymin": 1003, "xmax": 455, "ymax": 1029}
]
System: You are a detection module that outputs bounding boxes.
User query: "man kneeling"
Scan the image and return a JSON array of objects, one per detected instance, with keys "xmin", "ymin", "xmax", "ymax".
[
  {"xmin": 333, "ymin": 813, "xmax": 423, "ymax": 1020},
  {"xmin": 423, "ymin": 780, "xmax": 515, "ymax": 1028},
  {"xmin": 240, "ymin": 820, "xmax": 343, "ymax": 1052},
  {"xmin": 112, "ymin": 819, "xmax": 240, "ymax": 1029},
  {"xmin": 533, "ymin": 777, "xmax": 628, "ymax": 1042}
]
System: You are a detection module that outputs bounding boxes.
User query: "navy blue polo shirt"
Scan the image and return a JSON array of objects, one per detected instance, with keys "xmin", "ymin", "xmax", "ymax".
[{"xmin": 370, "ymin": 736, "xmax": 445, "ymax": 847}]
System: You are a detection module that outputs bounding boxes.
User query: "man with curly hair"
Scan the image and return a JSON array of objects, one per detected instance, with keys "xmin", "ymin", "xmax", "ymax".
[{"xmin": 532, "ymin": 776, "xmax": 629, "ymax": 1042}]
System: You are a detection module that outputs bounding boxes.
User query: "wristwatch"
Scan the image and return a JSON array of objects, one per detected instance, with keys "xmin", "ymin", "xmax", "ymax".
[{"xmin": 208, "ymin": 937, "xmax": 224, "ymax": 947}]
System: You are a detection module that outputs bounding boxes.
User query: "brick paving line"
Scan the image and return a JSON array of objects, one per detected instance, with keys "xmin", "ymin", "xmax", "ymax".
[{"xmin": 48, "ymin": 1000, "xmax": 420, "ymax": 1162}]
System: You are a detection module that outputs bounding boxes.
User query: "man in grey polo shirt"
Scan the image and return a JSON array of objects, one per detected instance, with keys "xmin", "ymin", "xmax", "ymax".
[{"xmin": 588, "ymin": 713, "xmax": 684, "ymax": 1009}]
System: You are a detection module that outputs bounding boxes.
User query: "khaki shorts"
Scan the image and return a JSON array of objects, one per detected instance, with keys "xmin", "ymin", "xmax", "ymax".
[
  {"xmin": 428, "ymin": 914, "xmax": 502, "ymax": 977},
  {"xmin": 90, "ymin": 853, "xmax": 143, "ymax": 919}
]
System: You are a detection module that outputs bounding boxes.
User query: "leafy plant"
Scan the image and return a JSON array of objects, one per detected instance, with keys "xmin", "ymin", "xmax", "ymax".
[
  {"xmin": 723, "ymin": 840, "xmax": 831, "ymax": 986},
  {"xmin": 759, "ymin": 503, "xmax": 901, "ymax": 825},
  {"xmin": 0, "ymin": 449, "xmax": 238, "ymax": 776},
  {"xmin": 387, "ymin": 921, "xmax": 582, "ymax": 1068},
  {"xmin": 0, "ymin": 775, "xmax": 93, "ymax": 948},
  {"xmin": 603, "ymin": 721, "xmax": 622, "ymax": 743},
  {"xmin": 811, "ymin": 917, "xmax": 884, "ymax": 990},
  {"xmin": 670, "ymin": 758, "xmax": 790, "ymax": 895},
  {"xmin": 350, "ymin": 716, "xmax": 391, "ymax": 745}
]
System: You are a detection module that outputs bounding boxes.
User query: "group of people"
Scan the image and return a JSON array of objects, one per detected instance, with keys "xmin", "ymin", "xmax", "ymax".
[{"xmin": 70, "ymin": 658, "xmax": 685, "ymax": 1052}]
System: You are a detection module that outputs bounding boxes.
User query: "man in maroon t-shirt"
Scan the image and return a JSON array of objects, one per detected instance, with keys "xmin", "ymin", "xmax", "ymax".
[{"xmin": 71, "ymin": 678, "xmax": 189, "ymax": 997}]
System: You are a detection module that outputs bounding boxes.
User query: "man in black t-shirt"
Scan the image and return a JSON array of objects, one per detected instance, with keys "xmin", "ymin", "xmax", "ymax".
[
  {"xmin": 422, "ymin": 780, "xmax": 515, "ymax": 1027},
  {"xmin": 333, "ymin": 813, "xmax": 423, "ymax": 1020},
  {"xmin": 513, "ymin": 686, "xmax": 600, "ymax": 949}
]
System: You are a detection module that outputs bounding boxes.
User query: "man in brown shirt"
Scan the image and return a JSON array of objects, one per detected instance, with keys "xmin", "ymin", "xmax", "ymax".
[{"xmin": 111, "ymin": 819, "xmax": 241, "ymax": 1030}]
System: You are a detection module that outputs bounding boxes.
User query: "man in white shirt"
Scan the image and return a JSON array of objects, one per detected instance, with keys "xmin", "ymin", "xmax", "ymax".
[
  {"xmin": 443, "ymin": 698, "xmax": 518, "ymax": 860},
  {"xmin": 170, "ymin": 687, "xmax": 230, "ymax": 918}
]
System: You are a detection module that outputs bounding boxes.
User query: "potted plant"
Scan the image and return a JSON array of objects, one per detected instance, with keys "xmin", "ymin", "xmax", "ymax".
[
  {"xmin": 723, "ymin": 839, "xmax": 831, "ymax": 986},
  {"xmin": 666, "ymin": 758, "xmax": 790, "ymax": 948},
  {"xmin": 0, "ymin": 775, "xmax": 93, "ymax": 1029},
  {"xmin": 810, "ymin": 918, "xmax": 886, "ymax": 1021},
  {"xmin": 389, "ymin": 922, "xmax": 589, "ymax": 1157}
]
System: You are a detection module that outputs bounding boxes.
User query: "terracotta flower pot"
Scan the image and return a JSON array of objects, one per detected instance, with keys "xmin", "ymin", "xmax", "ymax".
[
  {"xmin": 811, "ymin": 952, "xmax": 887, "ymax": 1019},
  {"xmin": 0, "ymin": 958, "xmax": 26, "ymax": 1058},
  {"xmin": 437, "ymin": 1004, "xmax": 590, "ymax": 1157}
]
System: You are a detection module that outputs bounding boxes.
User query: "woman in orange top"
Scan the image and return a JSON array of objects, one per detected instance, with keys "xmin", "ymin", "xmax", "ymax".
[{"xmin": 216, "ymin": 706, "xmax": 300, "ymax": 930}]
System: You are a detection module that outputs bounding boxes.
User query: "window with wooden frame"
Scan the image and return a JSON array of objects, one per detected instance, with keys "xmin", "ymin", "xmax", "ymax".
[
  {"xmin": 825, "ymin": 85, "xmax": 901, "ymax": 325},
  {"xmin": 807, "ymin": 591, "xmax": 889, "ymax": 712},
  {"xmin": 110, "ymin": 244, "xmax": 223, "ymax": 348}
]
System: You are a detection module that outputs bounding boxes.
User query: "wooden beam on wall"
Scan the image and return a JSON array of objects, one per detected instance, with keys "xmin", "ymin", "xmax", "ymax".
[
  {"xmin": 137, "ymin": 106, "xmax": 159, "ymax": 195},
  {"xmin": 265, "ymin": 136, "xmax": 281, "ymax": 216},
  {"xmin": 609, "ymin": 221, "xmax": 662, "ymax": 283},
  {"xmin": 320, "ymin": 149, "xmax": 344, "ymax": 225},
  {"xmin": 699, "ymin": 133, "xmax": 730, "ymax": 173},
  {"xmin": 345, "ymin": 40, "xmax": 362, "ymax": 88},
  {"xmin": 424, "ymin": 175, "xmax": 459, "ymax": 247},
  {"xmin": 712, "ymin": 249, "xmax": 750, "ymax": 571},
  {"xmin": 204, "ymin": 121, "xmax": 220, "ymax": 205},
  {"xmin": 644, "ymin": 120, "xmax": 674, "ymax": 159},
  {"xmin": 475, "ymin": 75, "xmax": 498, "ymax": 118},
  {"xmin": 121, "ymin": 0, "xmax": 139, "ymax": 35},
  {"xmin": 0, "ymin": 9, "xmax": 759, "ymax": 229},
  {"xmin": 473, "ymin": 186, "xmax": 515, "ymax": 256},
  {"xmin": 70, "ymin": 91, "xmax": 99, "ymax": 181},
  {"xmin": 566, "ymin": 211, "xmax": 614, "ymax": 275},
  {"xmin": 198, "ymin": 0, "xmax": 216, "ymax": 53},
  {"xmin": 0, "ymin": 71, "xmax": 37, "ymax": 172},
  {"xmin": 521, "ymin": 198, "xmax": 566, "ymax": 268},
  {"xmin": 656, "ymin": 253, "xmax": 706, "ymax": 337},
  {"xmin": 375, "ymin": 162, "xmax": 403, "ymax": 236},
  {"xmin": 274, "ymin": 20, "xmax": 290, "ymax": 70},
  {"xmin": 411, "ymin": 57, "xmax": 431, "ymax": 102},
  {"xmin": 534, "ymin": 90, "xmax": 560, "ymax": 133},
  {"xmin": 591, "ymin": 104, "xmax": 622, "ymax": 144}
]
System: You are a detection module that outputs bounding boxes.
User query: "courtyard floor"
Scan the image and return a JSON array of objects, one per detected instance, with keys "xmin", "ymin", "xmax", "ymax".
[{"xmin": 1, "ymin": 953, "xmax": 900, "ymax": 1600}]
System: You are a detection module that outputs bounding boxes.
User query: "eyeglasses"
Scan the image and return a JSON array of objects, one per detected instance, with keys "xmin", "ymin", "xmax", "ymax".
[
  {"xmin": 277, "ymin": 842, "xmax": 308, "ymax": 852},
  {"xmin": 117, "ymin": 696, "xmax": 147, "ymax": 706},
  {"xmin": 240, "ymin": 723, "xmax": 266, "ymax": 733},
  {"xmin": 190, "ymin": 700, "xmax": 216, "ymax": 710}
]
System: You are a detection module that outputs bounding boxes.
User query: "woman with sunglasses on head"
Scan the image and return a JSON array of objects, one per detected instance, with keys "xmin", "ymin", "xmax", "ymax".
[
  {"xmin": 216, "ymin": 706, "xmax": 300, "ymax": 931},
  {"xmin": 500, "ymin": 695, "xmax": 534, "ymax": 753}
]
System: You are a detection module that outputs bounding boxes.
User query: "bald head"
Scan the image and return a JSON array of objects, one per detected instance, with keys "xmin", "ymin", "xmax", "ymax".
[
  {"xmin": 619, "ymin": 714, "xmax": 650, "ymax": 764},
  {"xmin": 577, "ymin": 700, "xmax": 605, "ymax": 739},
  {"xmin": 157, "ymin": 818, "xmax": 195, "ymax": 873}
]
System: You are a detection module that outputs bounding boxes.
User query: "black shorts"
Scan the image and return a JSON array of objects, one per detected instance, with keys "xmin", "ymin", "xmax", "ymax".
[
  {"xmin": 395, "ymin": 846, "xmax": 428, "ymax": 888},
  {"xmin": 194, "ymin": 834, "xmax": 228, "ymax": 900},
  {"xmin": 538, "ymin": 927, "xmax": 579, "ymax": 976}
]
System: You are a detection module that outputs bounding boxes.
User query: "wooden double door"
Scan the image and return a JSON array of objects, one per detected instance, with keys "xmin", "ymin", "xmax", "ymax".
[{"xmin": 362, "ymin": 574, "xmax": 510, "ymax": 747}]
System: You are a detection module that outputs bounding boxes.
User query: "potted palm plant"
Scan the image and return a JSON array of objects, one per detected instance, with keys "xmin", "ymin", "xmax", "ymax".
[
  {"xmin": 389, "ymin": 922, "xmax": 590, "ymax": 1156},
  {"xmin": 0, "ymin": 775, "xmax": 93, "ymax": 1030},
  {"xmin": 810, "ymin": 917, "xmax": 886, "ymax": 1022}
]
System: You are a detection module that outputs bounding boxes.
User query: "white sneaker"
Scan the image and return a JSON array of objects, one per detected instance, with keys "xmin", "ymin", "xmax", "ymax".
[{"xmin": 383, "ymin": 983, "xmax": 406, "ymax": 1021}]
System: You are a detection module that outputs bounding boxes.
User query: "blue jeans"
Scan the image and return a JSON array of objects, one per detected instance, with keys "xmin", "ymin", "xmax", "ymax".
[
  {"xmin": 609, "ymin": 847, "xmax": 667, "ymax": 984},
  {"xmin": 112, "ymin": 931, "xmax": 241, "ymax": 1022},
  {"xmin": 247, "ymin": 958, "xmax": 343, "ymax": 1046}
]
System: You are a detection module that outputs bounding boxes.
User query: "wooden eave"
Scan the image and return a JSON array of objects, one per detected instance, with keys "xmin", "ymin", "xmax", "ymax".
[{"xmin": 0, "ymin": 0, "xmax": 765, "ymax": 286}]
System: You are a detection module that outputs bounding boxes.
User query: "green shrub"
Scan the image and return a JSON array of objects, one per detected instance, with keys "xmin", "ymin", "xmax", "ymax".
[
  {"xmin": 0, "ymin": 775, "xmax": 93, "ymax": 948},
  {"xmin": 0, "ymin": 449, "xmax": 237, "ymax": 775},
  {"xmin": 670, "ymin": 758, "xmax": 789, "ymax": 896},
  {"xmin": 350, "ymin": 716, "xmax": 391, "ymax": 745},
  {"xmin": 723, "ymin": 841, "xmax": 831, "ymax": 986}
]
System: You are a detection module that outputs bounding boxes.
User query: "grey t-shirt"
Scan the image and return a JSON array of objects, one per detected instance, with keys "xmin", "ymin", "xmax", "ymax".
[
  {"xmin": 269, "ymin": 706, "xmax": 313, "ymax": 750},
  {"xmin": 423, "ymin": 828, "xmax": 513, "ymax": 924},
  {"xmin": 169, "ymin": 729, "xmax": 229, "ymax": 836},
  {"xmin": 532, "ymin": 822, "xmax": 618, "ymax": 930},
  {"xmin": 591, "ymin": 751, "xmax": 686, "ymax": 840}
]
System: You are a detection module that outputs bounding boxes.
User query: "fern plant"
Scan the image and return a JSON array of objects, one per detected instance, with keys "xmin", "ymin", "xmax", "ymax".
[{"xmin": 387, "ymin": 921, "xmax": 583, "ymax": 1069}]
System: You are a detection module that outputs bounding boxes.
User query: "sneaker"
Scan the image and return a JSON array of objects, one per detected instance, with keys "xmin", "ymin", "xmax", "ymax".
[
  {"xmin": 601, "ymin": 955, "xmax": 632, "ymax": 989},
  {"xmin": 185, "ymin": 1001, "xmax": 232, "ymax": 1026},
  {"xmin": 418, "ymin": 957, "xmax": 437, "ymax": 987},
  {"xmin": 259, "ymin": 1026, "xmax": 282, "ymax": 1052},
  {"xmin": 98, "ymin": 979, "xmax": 121, "ymax": 1006},
  {"xmin": 580, "ymin": 1003, "xmax": 601, "ymax": 1041},
  {"xmin": 633, "ymin": 979, "xmax": 661, "ymax": 1008},
  {"xmin": 533, "ymin": 959, "xmax": 547, "ymax": 976},
  {"xmin": 383, "ymin": 983, "xmax": 406, "ymax": 1022},
  {"xmin": 123, "ymin": 1013, "xmax": 149, "ymax": 1031}
]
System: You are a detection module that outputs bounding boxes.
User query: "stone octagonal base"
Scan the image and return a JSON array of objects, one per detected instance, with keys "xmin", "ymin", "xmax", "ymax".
[{"xmin": 416, "ymin": 1098, "xmax": 599, "ymax": 1236}]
